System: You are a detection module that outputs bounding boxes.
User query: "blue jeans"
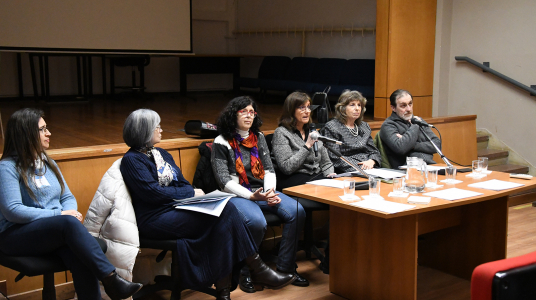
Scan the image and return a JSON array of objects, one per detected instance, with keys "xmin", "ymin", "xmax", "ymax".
[
  {"xmin": 0, "ymin": 216, "xmax": 115, "ymax": 300},
  {"xmin": 230, "ymin": 192, "xmax": 305, "ymax": 273}
]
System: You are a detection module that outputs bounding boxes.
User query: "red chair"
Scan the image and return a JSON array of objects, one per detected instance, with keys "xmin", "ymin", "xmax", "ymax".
[{"xmin": 471, "ymin": 251, "xmax": 536, "ymax": 300}]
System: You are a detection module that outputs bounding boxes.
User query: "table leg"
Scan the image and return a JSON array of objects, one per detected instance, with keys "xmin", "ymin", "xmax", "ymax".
[
  {"xmin": 418, "ymin": 196, "xmax": 508, "ymax": 280},
  {"xmin": 330, "ymin": 206, "xmax": 418, "ymax": 300}
]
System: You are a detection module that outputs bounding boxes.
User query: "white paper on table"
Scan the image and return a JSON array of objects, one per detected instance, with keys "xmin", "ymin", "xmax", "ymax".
[
  {"xmin": 175, "ymin": 197, "xmax": 230, "ymax": 217},
  {"xmin": 440, "ymin": 179, "xmax": 463, "ymax": 184},
  {"xmin": 307, "ymin": 179, "xmax": 345, "ymax": 189},
  {"xmin": 359, "ymin": 169, "xmax": 406, "ymax": 179},
  {"xmin": 481, "ymin": 170, "xmax": 492, "ymax": 174},
  {"xmin": 407, "ymin": 196, "xmax": 431, "ymax": 204},
  {"xmin": 350, "ymin": 199, "xmax": 415, "ymax": 214},
  {"xmin": 388, "ymin": 191, "xmax": 409, "ymax": 198},
  {"xmin": 339, "ymin": 194, "xmax": 361, "ymax": 201},
  {"xmin": 466, "ymin": 173, "xmax": 487, "ymax": 179},
  {"xmin": 423, "ymin": 188, "xmax": 483, "ymax": 201},
  {"xmin": 362, "ymin": 195, "xmax": 385, "ymax": 201},
  {"xmin": 468, "ymin": 179, "xmax": 524, "ymax": 191}
]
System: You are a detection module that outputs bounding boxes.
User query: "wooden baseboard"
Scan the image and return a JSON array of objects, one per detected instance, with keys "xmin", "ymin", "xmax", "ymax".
[{"xmin": 8, "ymin": 282, "xmax": 74, "ymax": 300}]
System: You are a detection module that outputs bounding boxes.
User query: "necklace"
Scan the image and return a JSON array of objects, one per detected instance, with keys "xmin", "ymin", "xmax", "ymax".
[{"xmin": 346, "ymin": 124, "xmax": 359, "ymax": 137}]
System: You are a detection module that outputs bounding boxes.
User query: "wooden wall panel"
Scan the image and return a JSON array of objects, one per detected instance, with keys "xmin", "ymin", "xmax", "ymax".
[
  {"xmin": 374, "ymin": 0, "xmax": 437, "ymax": 119},
  {"xmin": 179, "ymin": 148, "xmax": 200, "ymax": 184},
  {"xmin": 412, "ymin": 96, "xmax": 433, "ymax": 118},
  {"xmin": 57, "ymin": 155, "xmax": 124, "ymax": 217},
  {"xmin": 387, "ymin": 0, "xmax": 437, "ymax": 96},
  {"xmin": 375, "ymin": 0, "xmax": 390, "ymax": 99}
]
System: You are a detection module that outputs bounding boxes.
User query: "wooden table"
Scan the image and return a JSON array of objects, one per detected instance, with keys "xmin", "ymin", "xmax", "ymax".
[{"xmin": 283, "ymin": 172, "xmax": 536, "ymax": 300}]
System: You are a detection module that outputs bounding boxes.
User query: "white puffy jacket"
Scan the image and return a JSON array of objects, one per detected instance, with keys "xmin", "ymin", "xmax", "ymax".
[{"xmin": 84, "ymin": 158, "xmax": 171, "ymax": 289}]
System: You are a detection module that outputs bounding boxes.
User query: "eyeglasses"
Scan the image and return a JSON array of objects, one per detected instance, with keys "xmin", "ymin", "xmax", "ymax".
[
  {"xmin": 38, "ymin": 126, "xmax": 50, "ymax": 133},
  {"xmin": 155, "ymin": 125, "xmax": 162, "ymax": 131},
  {"xmin": 297, "ymin": 105, "xmax": 311, "ymax": 112},
  {"xmin": 237, "ymin": 110, "xmax": 257, "ymax": 117}
]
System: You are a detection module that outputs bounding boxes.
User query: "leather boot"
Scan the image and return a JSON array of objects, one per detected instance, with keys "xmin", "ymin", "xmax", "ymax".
[
  {"xmin": 245, "ymin": 253, "xmax": 296, "ymax": 291},
  {"xmin": 101, "ymin": 271, "xmax": 143, "ymax": 300},
  {"xmin": 215, "ymin": 274, "xmax": 232, "ymax": 300}
]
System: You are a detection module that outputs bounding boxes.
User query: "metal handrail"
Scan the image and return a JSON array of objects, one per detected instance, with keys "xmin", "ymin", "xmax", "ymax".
[{"xmin": 455, "ymin": 56, "xmax": 536, "ymax": 96}]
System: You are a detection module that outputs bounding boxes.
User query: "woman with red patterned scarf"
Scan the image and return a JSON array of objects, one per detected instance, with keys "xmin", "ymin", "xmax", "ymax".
[{"xmin": 211, "ymin": 96, "xmax": 309, "ymax": 293}]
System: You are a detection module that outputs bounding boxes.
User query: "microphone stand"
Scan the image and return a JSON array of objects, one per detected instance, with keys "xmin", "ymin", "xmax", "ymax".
[
  {"xmin": 419, "ymin": 126, "xmax": 453, "ymax": 167},
  {"xmin": 323, "ymin": 144, "xmax": 370, "ymax": 179}
]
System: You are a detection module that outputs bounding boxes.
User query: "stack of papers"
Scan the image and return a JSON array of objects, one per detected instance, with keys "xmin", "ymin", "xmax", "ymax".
[
  {"xmin": 423, "ymin": 188, "xmax": 483, "ymax": 201},
  {"xmin": 174, "ymin": 191, "xmax": 235, "ymax": 217},
  {"xmin": 468, "ymin": 179, "xmax": 524, "ymax": 191},
  {"xmin": 350, "ymin": 199, "xmax": 415, "ymax": 214}
]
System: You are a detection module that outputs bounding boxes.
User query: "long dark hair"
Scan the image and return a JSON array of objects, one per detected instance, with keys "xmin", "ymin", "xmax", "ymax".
[
  {"xmin": 216, "ymin": 96, "xmax": 263, "ymax": 140},
  {"xmin": 278, "ymin": 91, "xmax": 311, "ymax": 131},
  {"xmin": 1, "ymin": 108, "xmax": 65, "ymax": 201}
]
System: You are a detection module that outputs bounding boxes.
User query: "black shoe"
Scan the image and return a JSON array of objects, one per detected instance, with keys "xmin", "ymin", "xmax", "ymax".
[
  {"xmin": 102, "ymin": 271, "xmax": 143, "ymax": 300},
  {"xmin": 277, "ymin": 269, "xmax": 309, "ymax": 287},
  {"xmin": 239, "ymin": 275, "xmax": 256, "ymax": 293},
  {"xmin": 291, "ymin": 272, "xmax": 309, "ymax": 287}
]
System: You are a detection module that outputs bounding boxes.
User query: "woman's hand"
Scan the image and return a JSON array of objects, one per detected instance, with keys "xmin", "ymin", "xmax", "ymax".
[
  {"xmin": 62, "ymin": 210, "xmax": 83, "ymax": 222},
  {"xmin": 250, "ymin": 188, "xmax": 280, "ymax": 202},
  {"xmin": 304, "ymin": 134, "xmax": 316, "ymax": 149},
  {"xmin": 326, "ymin": 173, "xmax": 337, "ymax": 178},
  {"xmin": 267, "ymin": 195, "xmax": 281, "ymax": 206},
  {"xmin": 358, "ymin": 159, "xmax": 375, "ymax": 170},
  {"xmin": 194, "ymin": 189, "xmax": 205, "ymax": 197}
]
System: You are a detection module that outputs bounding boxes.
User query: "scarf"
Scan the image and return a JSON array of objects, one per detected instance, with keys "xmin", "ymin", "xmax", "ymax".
[
  {"xmin": 148, "ymin": 147, "xmax": 176, "ymax": 186},
  {"xmin": 229, "ymin": 130, "xmax": 264, "ymax": 191}
]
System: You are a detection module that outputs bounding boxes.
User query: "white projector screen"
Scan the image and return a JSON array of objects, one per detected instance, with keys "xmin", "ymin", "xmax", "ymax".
[{"xmin": 0, "ymin": 0, "xmax": 191, "ymax": 54}]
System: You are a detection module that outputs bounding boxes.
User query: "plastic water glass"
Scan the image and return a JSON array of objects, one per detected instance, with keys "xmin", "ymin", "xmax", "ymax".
[
  {"xmin": 393, "ymin": 177, "xmax": 405, "ymax": 194},
  {"xmin": 343, "ymin": 180, "xmax": 355, "ymax": 196},
  {"xmin": 427, "ymin": 169, "xmax": 438, "ymax": 186},
  {"xmin": 369, "ymin": 176, "xmax": 381, "ymax": 198},
  {"xmin": 472, "ymin": 160, "xmax": 482, "ymax": 174},
  {"xmin": 478, "ymin": 157, "xmax": 489, "ymax": 173},
  {"xmin": 446, "ymin": 166, "xmax": 457, "ymax": 183}
]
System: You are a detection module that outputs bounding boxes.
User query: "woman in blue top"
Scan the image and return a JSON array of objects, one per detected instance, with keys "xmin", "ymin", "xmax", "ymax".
[
  {"xmin": 119, "ymin": 109, "xmax": 294, "ymax": 300},
  {"xmin": 0, "ymin": 108, "xmax": 142, "ymax": 300}
]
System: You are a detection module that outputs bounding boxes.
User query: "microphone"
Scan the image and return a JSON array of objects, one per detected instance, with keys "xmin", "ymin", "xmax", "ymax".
[
  {"xmin": 310, "ymin": 124, "xmax": 318, "ymax": 157},
  {"xmin": 310, "ymin": 131, "xmax": 344, "ymax": 145},
  {"xmin": 411, "ymin": 118, "xmax": 434, "ymax": 128}
]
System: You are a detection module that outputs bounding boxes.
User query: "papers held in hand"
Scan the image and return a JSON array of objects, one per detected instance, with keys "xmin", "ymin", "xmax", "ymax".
[{"xmin": 174, "ymin": 191, "xmax": 236, "ymax": 217}]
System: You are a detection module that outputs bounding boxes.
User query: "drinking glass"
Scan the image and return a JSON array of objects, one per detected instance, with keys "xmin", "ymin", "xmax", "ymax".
[
  {"xmin": 478, "ymin": 157, "xmax": 489, "ymax": 173},
  {"xmin": 369, "ymin": 176, "xmax": 381, "ymax": 198},
  {"xmin": 445, "ymin": 166, "xmax": 457, "ymax": 183},
  {"xmin": 343, "ymin": 180, "xmax": 355, "ymax": 196},
  {"xmin": 393, "ymin": 177, "xmax": 405, "ymax": 194},
  {"xmin": 472, "ymin": 160, "xmax": 482, "ymax": 174},
  {"xmin": 427, "ymin": 169, "xmax": 438, "ymax": 186}
]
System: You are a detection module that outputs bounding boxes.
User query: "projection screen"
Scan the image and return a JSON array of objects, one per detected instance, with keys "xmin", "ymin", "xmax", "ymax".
[{"xmin": 0, "ymin": 0, "xmax": 192, "ymax": 54}]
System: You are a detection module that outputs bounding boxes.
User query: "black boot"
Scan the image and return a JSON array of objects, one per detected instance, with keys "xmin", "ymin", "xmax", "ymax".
[
  {"xmin": 101, "ymin": 271, "xmax": 143, "ymax": 300},
  {"xmin": 245, "ymin": 253, "xmax": 296, "ymax": 291},
  {"xmin": 215, "ymin": 274, "xmax": 232, "ymax": 300},
  {"xmin": 277, "ymin": 269, "xmax": 310, "ymax": 287}
]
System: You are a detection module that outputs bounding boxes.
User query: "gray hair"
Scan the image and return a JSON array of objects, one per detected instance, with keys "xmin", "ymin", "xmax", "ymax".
[{"xmin": 123, "ymin": 109, "xmax": 161, "ymax": 148}]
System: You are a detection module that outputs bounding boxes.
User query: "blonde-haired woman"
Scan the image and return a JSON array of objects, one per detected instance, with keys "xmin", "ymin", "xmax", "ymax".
[{"xmin": 320, "ymin": 90, "xmax": 381, "ymax": 173}]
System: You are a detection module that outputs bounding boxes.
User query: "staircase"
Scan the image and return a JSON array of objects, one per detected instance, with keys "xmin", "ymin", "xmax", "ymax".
[{"xmin": 477, "ymin": 133, "xmax": 536, "ymax": 206}]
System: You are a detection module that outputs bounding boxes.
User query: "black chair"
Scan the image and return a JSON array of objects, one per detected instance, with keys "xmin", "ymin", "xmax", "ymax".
[
  {"xmin": 133, "ymin": 238, "xmax": 216, "ymax": 300},
  {"xmin": 0, "ymin": 237, "xmax": 107, "ymax": 300}
]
